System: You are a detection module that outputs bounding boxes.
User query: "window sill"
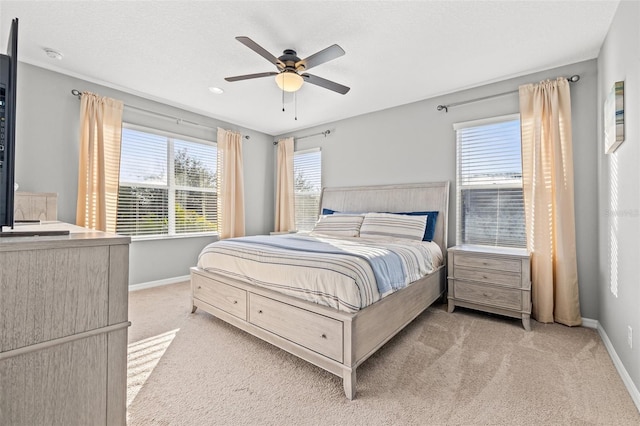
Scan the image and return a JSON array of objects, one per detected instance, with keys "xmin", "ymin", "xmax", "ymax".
[{"xmin": 130, "ymin": 232, "xmax": 218, "ymax": 242}]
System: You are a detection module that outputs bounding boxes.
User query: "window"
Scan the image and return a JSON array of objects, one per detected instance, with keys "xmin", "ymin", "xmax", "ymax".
[
  {"xmin": 455, "ymin": 114, "xmax": 525, "ymax": 248},
  {"xmin": 293, "ymin": 148, "xmax": 321, "ymax": 231},
  {"xmin": 117, "ymin": 124, "xmax": 217, "ymax": 238}
]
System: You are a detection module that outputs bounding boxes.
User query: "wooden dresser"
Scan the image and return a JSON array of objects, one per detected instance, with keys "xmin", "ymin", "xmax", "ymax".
[
  {"xmin": 447, "ymin": 245, "xmax": 531, "ymax": 330},
  {"xmin": 14, "ymin": 191, "xmax": 58, "ymax": 221},
  {"xmin": 0, "ymin": 222, "xmax": 130, "ymax": 425}
]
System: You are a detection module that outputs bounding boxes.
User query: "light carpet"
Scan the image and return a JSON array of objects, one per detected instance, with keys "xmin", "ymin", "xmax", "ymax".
[{"xmin": 126, "ymin": 282, "xmax": 639, "ymax": 425}]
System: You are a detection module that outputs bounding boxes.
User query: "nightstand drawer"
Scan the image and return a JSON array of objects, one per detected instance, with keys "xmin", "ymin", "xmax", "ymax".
[
  {"xmin": 454, "ymin": 266, "xmax": 522, "ymax": 288},
  {"xmin": 454, "ymin": 254, "xmax": 521, "ymax": 273},
  {"xmin": 454, "ymin": 280, "xmax": 522, "ymax": 310}
]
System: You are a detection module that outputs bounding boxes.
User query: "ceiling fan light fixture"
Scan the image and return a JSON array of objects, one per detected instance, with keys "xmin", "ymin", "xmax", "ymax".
[{"xmin": 275, "ymin": 72, "xmax": 304, "ymax": 92}]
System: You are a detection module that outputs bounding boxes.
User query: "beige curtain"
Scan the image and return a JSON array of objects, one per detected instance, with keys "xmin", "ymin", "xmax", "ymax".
[
  {"xmin": 216, "ymin": 127, "xmax": 245, "ymax": 239},
  {"xmin": 519, "ymin": 78, "xmax": 581, "ymax": 326},
  {"xmin": 76, "ymin": 92, "xmax": 123, "ymax": 233},
  {"xmin": 274, "ymin": 137, "xmax": 295, "ymax": 232}
]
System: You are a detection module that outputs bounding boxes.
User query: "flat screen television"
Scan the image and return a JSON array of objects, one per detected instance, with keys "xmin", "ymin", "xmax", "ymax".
[
  {"xmin": 0, "ymin": 18, "xmax": 69, "ymax": 237},
  {"xmin": 0, "ymin": 17, "xmax": 18, "ymax": 230}
]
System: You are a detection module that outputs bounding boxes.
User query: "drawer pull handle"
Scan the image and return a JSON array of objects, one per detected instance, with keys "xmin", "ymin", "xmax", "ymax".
[
  {"xmin": 321, "ymin": 334, "xmax": 327, "ymax": 339},
  {"xmin": 482, "ymin": 275, "xmax": 488, "ymax": 279},
  {"xmin": 258, "ymin": 310, "xmax": 263, "ymax": 314},
  {"xmin": 198, "ymin": 286, "xmax": 202, "ymax": 289},
  {"xmin": 483, "ymin": 293, "xmax": 489, "ymax": 297}
]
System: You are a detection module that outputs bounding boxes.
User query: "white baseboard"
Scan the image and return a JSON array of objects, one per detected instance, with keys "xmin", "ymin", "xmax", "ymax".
[
  {"xmin": 581, "ymin": 317, "xmax": 599, "ymax": 329},
  {"xmin": 586, "ymin": 317, "xmax": 640, "ymax": 413},
  {"xmin": 129, "ymin": 275, "xmax": 190, "ymax": 292}
]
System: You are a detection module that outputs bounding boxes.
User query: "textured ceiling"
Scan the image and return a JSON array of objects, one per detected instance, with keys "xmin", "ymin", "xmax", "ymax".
[{"xmin": 0, "ymin": 1, "xmax": 620, "ymax": 135}]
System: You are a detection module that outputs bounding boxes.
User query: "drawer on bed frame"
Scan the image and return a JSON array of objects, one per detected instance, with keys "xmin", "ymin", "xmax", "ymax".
[
  {"xmin": 192, "ymin": 274, "xmax": 247, "ymax": 320},
  {"xmin": 248, "ymin": 294, "xmax": 344, "ymax": 363}
]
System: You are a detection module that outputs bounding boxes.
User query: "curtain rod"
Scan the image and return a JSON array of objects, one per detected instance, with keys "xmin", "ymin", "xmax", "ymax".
[
  {"xmin": 70, "ymin": 89, "xmax": 250, "ymax": 139},
  {"xmin": 436, "ymin": 75, "xmax": 581, "ymax": 113},
  {"xmin": 273, "ymin": 130, "xmax": 331, "ymax": 145}
]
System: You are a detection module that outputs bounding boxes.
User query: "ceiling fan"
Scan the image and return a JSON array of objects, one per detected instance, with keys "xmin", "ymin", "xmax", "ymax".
[{"xmin": 225, "ymin": 36, "xmax": 350, "ymax": 95}]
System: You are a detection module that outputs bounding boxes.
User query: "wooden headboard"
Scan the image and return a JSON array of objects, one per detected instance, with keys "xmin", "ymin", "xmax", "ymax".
[{"xmin": 319, "ymin": 182, "xmax": 449, "ymax": 252}]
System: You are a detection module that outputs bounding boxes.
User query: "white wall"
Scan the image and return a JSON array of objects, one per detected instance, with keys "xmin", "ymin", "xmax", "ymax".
[
  {"xmin": 15, "ymin": 63, "xmax": 275, "ymax": 285},
  {"xmin": 597, "ymin": 0, "xmax": 640, "ymax": 399},
  {"xmin": 278, "ymin": 59, "xmax": 599, "ymax": 320}
]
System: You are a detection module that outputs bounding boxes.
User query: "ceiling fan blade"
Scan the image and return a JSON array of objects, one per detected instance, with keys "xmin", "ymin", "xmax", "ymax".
[
  {"xmin": 301, "ymin": 73, "xmax": 350, "ymax": 95},
  {"xmin": 297, "ymin": 44, "xmax": 345, "ymax": 71},
  {"xmin": 235, "ymin": 36, "xmax": 284, "ymax": 70},
  {"xmin": 225, "ymin": 72, "xmax": 278, "ymax": 82}
]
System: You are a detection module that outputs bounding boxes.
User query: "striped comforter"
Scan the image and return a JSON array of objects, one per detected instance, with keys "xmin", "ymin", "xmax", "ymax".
[{"xmin": 197, "ymin": 233, "xmax": 443, "ymax": 313}]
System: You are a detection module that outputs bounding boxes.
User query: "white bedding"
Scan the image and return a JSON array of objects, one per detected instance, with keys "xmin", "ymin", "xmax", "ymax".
[{"xmin": 197, "ymin": 233, "xmax": 443, "ymax": 313}]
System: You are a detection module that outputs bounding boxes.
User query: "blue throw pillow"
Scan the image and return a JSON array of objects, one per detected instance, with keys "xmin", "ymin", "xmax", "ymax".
[{"xmin": 321, "ymin": 208, "xmax": 438, "ymax": 241}]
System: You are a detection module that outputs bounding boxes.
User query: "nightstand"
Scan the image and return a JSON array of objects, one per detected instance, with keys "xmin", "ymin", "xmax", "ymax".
[{"xmin": 447, "ymin": 245, "xmax": 532, "ymax": 330}]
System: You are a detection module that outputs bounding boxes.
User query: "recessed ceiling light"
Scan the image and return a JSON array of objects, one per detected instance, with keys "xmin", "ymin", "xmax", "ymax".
[
  {"xmin": 208, "ymin": 87, "xmax": 224, "ymax": 94},
  {"xmin": 43, "ymin": 48, "xmax": 63, "ymax": 60}
]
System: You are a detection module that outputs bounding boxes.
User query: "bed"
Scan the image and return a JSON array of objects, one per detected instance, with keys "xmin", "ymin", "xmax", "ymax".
[{"xmin": 190, "ymin": 181, "xmax": 449, "ymax": 399}]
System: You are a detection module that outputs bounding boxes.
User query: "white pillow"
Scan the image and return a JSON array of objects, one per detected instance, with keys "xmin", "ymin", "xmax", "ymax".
[
  {"xmin": 359, "ymin": 212, "xmax": 427, "ymax": 241},
  {"xmin": 310, "ymin": 214, "xmax": 364, "ymax": 237}
]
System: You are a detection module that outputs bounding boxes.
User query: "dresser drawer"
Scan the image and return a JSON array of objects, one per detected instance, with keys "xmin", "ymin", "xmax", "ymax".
[
  {"xmin": 453, "ymin": 280, "xmax": 522, "ymax": 310},
  {"xmin": 249, "ymin": 294, "xmax": 343, "ymax": 362},
  {"xmin": 454, "ymin": 254, "xmax": 521, "ymax": 273},
  {"xmin": 193, "ymin": 274, "xmax": 247, "ymax": 320},
  {"xmin": 454, "ymin": 266, "xmax": 522, "ymax": 288}
]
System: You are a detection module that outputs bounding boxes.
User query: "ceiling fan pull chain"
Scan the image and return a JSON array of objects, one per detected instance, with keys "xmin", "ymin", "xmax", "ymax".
[
  {"xmin": 295, "ymin": 91, "xmax": 298, "ymax": 121},
  {"xmin": 282, "ymin": 85, "xmax": 285, "ymax": 112}
]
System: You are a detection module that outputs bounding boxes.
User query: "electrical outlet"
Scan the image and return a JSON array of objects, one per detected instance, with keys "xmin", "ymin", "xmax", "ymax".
[{"xmin": 628, "ymin": 326, "xmax": 633, "ymax": 349}]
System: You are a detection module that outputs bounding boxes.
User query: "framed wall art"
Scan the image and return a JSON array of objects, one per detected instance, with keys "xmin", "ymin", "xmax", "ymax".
[{"xmin": 604, "ymin": 80, "xmax": 625, "ymax": 154}]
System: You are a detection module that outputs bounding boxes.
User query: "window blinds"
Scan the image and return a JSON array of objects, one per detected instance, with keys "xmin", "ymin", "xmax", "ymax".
[
  {"xmin": 173, "ymin": 139, "xmax": 217, "ymax": 235},
  {"xmin": 293, "ymin": 148, "xmax": 321, "ymax": 231},
  {"xmin": 117, "ymin": 125, "xmax": 217, "ymax": 237},
  {"xmin": 455, "ymin": 115, "xmax": 526, "ymax": 248}
]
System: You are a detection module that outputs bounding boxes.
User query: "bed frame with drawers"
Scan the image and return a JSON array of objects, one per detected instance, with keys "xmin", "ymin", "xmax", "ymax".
[{"xmin": 190, "ymin": 182, "xmax": 449, "ymax": 399}]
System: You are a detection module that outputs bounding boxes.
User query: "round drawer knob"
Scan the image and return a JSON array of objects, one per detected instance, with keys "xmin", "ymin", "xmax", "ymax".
[
  {"xmin": 321, "ymin": 334, "xmax": 327, "ymax": 339},
  {"xmin": 258, "ymin": 310, "xmax": 263, "ymax": 314},
  {"xmin": 233, "ymin": 300, "xmax": 238, "ymax": 304}
]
